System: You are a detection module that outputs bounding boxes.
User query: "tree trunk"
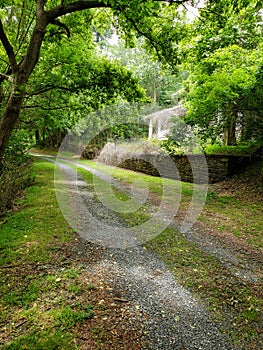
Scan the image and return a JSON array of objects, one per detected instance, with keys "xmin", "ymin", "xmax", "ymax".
[
  {"xmin": 0, "ymin": 84, "xmax": 25, "ymax": 161},
  {"xmin": 0, "ymin": 14, "xmax": 48, "ymax": 162},
  {"xmin": 223, "ymin": 123, "xmax": 236, "ymax": 146},
  {"xmin": 153, "ymin": 67, "xmax": 157, "ymax": 104},
  {"xmin": 35, "ymin": 129, "xmax": 40, "ymax": 144},
  {"xmin": 223, "ymin": 110, "xmax": 237, "ymax": 146}
]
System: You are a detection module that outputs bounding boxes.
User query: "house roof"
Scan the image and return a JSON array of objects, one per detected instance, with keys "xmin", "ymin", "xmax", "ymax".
[{"xmin": 144, "ymin": 104, "xmax": 187, "ymax": 123}]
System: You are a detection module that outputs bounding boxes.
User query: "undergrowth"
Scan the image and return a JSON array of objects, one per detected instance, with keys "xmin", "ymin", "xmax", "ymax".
[{"xmin": 0, "ymin": 154, "xmax": 34, "ymax": 216}]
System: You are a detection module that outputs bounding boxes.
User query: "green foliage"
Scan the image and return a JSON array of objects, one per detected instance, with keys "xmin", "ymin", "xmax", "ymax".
[
  {"xmin": 106, "ymin": 37, "xmax": 183, "ymax": 106},
  {"xmin": 178, "ymin": 0, "xmax": 263, "ymax": 146},
  {"xmin": 23, "ymin": 32, "xmax": 147, "ymax": 148},
  {"xmin": 184, "ymin": 43, "xmax": 263, "ymax": 144},
  {"xmin": 4, "ymin": 129, "xmax": 34, "ymax": 157},
  {"xmin": 0, "ymin": 127, "xmax": 35, "ymax": 216},
  {"xmin": 80, "ymin": 103, "xmax": 149, "ymax": 159},
  {"xmin": 110, "ymin": 122, "xmax": 148, "ymax": 140},
  {"xmin": 1, "ymin": 0, "xmax": 262, "ymax": 163},
  {"xmin": 159, "ymin": 138, "xmax": 180, "ymax": 155},
  {"xmin": 204, "ymin": 142, "xmax": 262, "ymax": 155}
]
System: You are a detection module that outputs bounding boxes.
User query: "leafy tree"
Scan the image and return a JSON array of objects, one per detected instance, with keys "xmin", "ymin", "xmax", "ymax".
[
  {"xmin": 21, "ymin": 29, "xmax": 145, "ymax": 148},
  {"xmin": 190, "ymin": 0, "xmax": 262, "ymax": 59},
  {"xmin": 0, "ymin": 0, "xmax": 190, "ymax": 161},
  {"xmin": 180, "ymin": 0, "xmax": 263, "ymax": 145},
  {"xmin": 184, "ymin": 44, "xmax": 263, "ymax": 145}
]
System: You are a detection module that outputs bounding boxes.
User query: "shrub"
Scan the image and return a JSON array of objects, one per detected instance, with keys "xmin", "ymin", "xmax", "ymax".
[
  {"xmin": 159, "ymin": 138, "xmax": 181, "ymax": 156},
  {"xmin": 204, "ymin": 142, "xmax": 262, "ymax": 156},
  {"xmin": 98, "ymin": 139, "xmax": 161, "ymax": 166}
]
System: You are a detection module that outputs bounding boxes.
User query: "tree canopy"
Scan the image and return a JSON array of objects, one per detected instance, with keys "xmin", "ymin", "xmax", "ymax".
[
  {"xmin": 0, "ymin": 0, "xmax": 190, "ymax": 160},
  {"xmin": 0, "ymin": 0, "xmax": 262, "ymax": 159},
  {"xmin": 180, "ymin": 0, "xmax": 263, "ymax": 146}
]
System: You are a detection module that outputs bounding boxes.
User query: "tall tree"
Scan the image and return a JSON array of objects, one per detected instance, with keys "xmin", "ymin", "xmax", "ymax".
[
  {"xmin": 180, "ymin": 0, "xmax": 263, "ymax": 145},
  {"xmin": 184, "ymin": 44, "xmax": 263, "ymax": 145}
]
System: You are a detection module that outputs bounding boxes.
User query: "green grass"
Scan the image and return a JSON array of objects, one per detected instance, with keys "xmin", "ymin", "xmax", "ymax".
[
  {"xmin": 3, "ymin": 331, "xmax": 76, "ymax": 350},
  {"xmin": 3, "ymin": 155, "xmax": 261, "ymax": 349},
  {"xmin": 0, "ymin": 160, "xmax": 98, "ymax": 349},
  {"xmin": 146, "ymin": 228, "xmax": 262, "ymax": 349},
  {"xmin": 203, "ymin": 191, "xmax": 263, "ymax": 249},
  {"xmin": 78, "ymin": 159, "xmax": 263, "ymax": 248},
  {"xmin": 204, "ymin": 142, "xmax": 262, "ymax": 155},
  {"xmin": 0, "ymin": 161, "xmax": 73, "ymax": 266},
  {"xmin": 79, "ymin": 158, "xmax": 194, "ymax": 198},
  {"xmin": 54, "ymin": 305, "xmax": 94, "ymax": 330}
]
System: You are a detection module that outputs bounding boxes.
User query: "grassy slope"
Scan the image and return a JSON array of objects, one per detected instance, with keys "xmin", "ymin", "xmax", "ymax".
[{"xmin": 79, "ymin": 159, "xmax": 263, "ymax": 249}]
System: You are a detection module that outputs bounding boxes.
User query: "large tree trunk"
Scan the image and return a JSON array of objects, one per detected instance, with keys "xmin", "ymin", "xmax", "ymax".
[
  {"xmin": 0, "ymin": 83, "xmax": 25, "ymax": 160},
  {"xmin": 0, "ymin": 10, "xmax": 48, "ymax": 162}
]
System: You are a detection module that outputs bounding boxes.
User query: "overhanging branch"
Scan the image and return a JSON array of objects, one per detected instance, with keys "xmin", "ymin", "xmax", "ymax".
[
  {"xmin": 47, "ymin": 0, "xmax": 108, "ymax": 21},
  {"xmin": 21, "ymin": 104, "xmax": 68, "ymax": 111},
  {"xmin": 46, "ymin": 0, "xmax": 189, "ymax": 21},
  {"xmin": 25, "ymin": 85, "xmax": 75, "ymax": 96},
  {"xmin": 0, "ymin": 20, "xmax": 17, "ymax": 71}
]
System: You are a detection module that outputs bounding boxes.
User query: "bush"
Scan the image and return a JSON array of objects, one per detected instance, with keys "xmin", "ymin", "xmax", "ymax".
[
  {"xmin": 0, "ymin": 155, "xmax": 35, "ymax": 216},
  {"xmin": 98, "ymin": 139, "xmax": 161, "ymax": 166},
  {"xmin": 204, "ymin": 142, "xmax": 262, "ymax": 156},
  {"xmin": 159, "ymin": 138, "xmax": 181, "ymax": 156}
]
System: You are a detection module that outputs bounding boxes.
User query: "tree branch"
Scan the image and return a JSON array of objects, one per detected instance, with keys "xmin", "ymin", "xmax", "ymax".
[
  {"xmin": 50, "ymin": 19, "xmax": 71, "ymax": 38},
  {"xmin": 47, "ymin": 0, "xmax": 108, "ymax": 21},
  {"xmin": 25, "ymin": 85, "xmax": 74, "ymax": 96},
  {"xmin": 121, "ymin": 14, "xmax": 163, "ymax": 61},
  {"xmin": 36, "ymin": 0, "xmax": 46, "ymax": 17},
  {"xmin": 0, "ymin": 20, "xmax": 17, "ymax": 71}
]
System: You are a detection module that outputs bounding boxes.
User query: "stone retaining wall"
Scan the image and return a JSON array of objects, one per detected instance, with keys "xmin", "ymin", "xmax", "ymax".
[{"xmin": 118, "ymin": 154, "xmax": 258, "ymax": 183}]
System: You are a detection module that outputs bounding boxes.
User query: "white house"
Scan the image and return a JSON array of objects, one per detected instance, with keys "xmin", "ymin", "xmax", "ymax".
[{"xmin": 145, "ymin": 104, "xmax": 187, "ymax": 140}]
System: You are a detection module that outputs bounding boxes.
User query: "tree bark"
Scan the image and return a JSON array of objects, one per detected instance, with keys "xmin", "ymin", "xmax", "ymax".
[
  {"xmin": 0, "ymin": 83, "xmax": 25, "ymax": 160},
  {"xmin": 223, "ymin": 110, "xmax": 237, "ymax": 146},
  {"xmin": 0, "ymin": 3, "xmax": 48, "ymax": 162}
]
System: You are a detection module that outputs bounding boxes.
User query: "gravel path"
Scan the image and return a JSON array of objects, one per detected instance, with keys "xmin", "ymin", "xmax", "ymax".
[
  {"xmin": 39, "ymin": 155, "xmax": 245, "ymax": 349},
  {"xmin": 94, "ymin": 247, "xmax": 233, "ymax": 350},
  {"xmin": 51, "ymin": 156, "xmax": 262, "ymax": 283}
]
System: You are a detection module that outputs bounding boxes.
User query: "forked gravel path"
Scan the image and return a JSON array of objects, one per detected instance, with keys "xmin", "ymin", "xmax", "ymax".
[{"xmin": 41, "ymin": 155, "xmax": 244, "ymax": 349}]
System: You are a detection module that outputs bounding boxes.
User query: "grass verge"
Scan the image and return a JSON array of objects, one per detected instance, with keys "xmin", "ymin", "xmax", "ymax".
[{"xmin": 0, "ymin": 160, "xmax": 145, "ymax": 350}]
